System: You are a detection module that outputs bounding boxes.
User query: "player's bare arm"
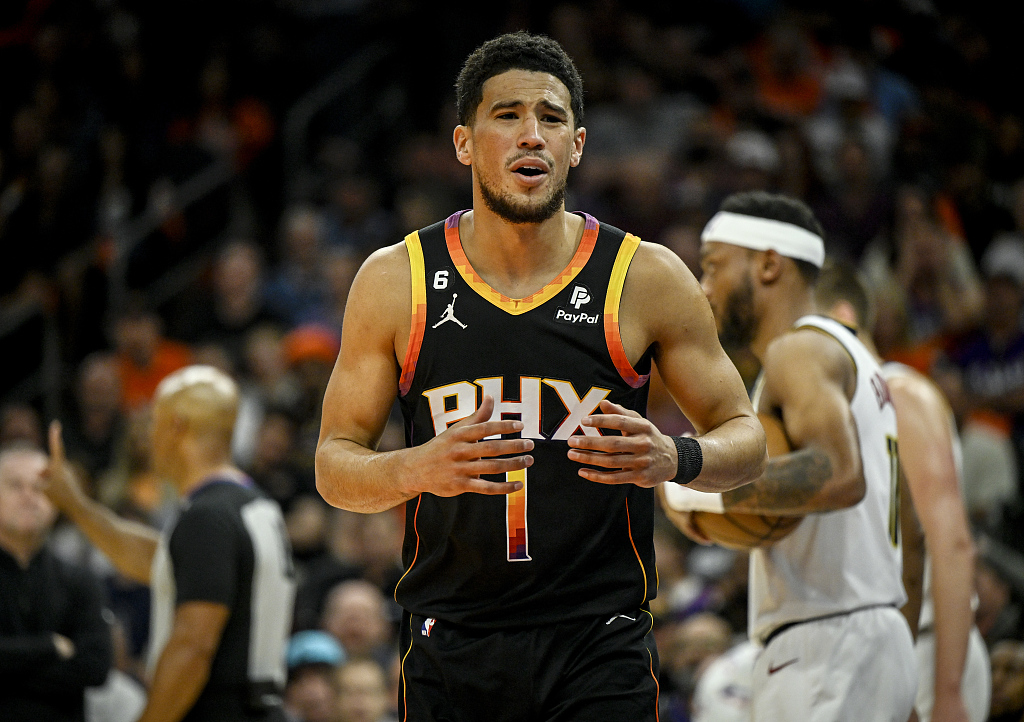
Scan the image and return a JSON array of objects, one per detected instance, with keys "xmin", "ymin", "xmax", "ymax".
[
  {"xmin": 315, "ymin": 243, "xmax": 535, "ymax": 513},
  {"xmin": 890, "ymin": 371, "xmax": 975, "ymax": 722},
  {"xmin": 720, "ymin": 328, "xmax": 865, "ymax": 515},
  {"xmin": 41, "ymin": 421, "xmax": 158, "ymax": 584},
  {"xmin": 567, "ymin": 242, "xmax": 767, "ymax": 490}
]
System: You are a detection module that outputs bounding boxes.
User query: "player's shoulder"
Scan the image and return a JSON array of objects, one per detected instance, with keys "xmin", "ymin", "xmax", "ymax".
[
  {"xmin": 345, "ymin": 240, "xmax": 412, "ymax": 315},
  {"xmin": 355, "ymin": 239, "xmax": 411, "ymax": 282},
  {"xmin": 766, "ymin": 324, "xmax": 848, "ymax": 360},
  {"xmin": 764, "ymin": 324, "xmax": 856, "ymax": 386},
  {"xmin": 622, "ymin": 240, "xmax": 701, "ymax": 298},
  {"xmin": 883, "ymin": 363, "xmax": 950, "ymax": 417},
  {"xmin": 628, "ymin": 238, "xmax": 691, "ymax": 272}
]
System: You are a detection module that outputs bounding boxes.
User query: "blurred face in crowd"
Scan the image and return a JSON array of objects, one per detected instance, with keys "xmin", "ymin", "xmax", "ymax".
[
  {"xmin": 215, "ymin": 241, "xmax": 262, "ymax": 302},
  {"xmin": 700, "ymin": 242, "xmax": 759, "ymax": 348},
  {"xmin": 454, "ymin": 69, "xmax": 584, "ymax": 225},
  {"xmin": 337, "ymin": 660, "xmax": 389, "ymax": 722},
  {"xmin": 285, "ymin": 665, "xmax": 338, "ymax": 722},
  {"xmin": 322, "ymin": 581, "xmax": 388, "ymax": 658},
  {"xmin": 990, "ymin": 640, "xmax": 1024, "ymax": 717},
  {"xmin": 114, "ymin": 313, "xmax": 161, "ymax": 367},
  {"xmin": 283, "ymin": 209, "xmax": 322, "ymax": 268},
  {"xmin": 78, "ymin": 354, "xmax": 122, "ymax": 419},
  {"xmin": 0, "ymin": 449, "xmax": 56, "ymax": 556}
]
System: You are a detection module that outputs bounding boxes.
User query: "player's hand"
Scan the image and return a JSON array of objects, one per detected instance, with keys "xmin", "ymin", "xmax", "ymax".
[
  {"xmin": 565, "ymin": 399, "xmax": 677, "ymax": 487},
  {"xmin": 42, "ymin": 421, "xmax": 88, "ymax": 512},
  {"xmin": 402, "ymin": 395, "xmax": 534, "ymax": 497},
  {"xmin": 656, "ymin": 485, "xmax": 714, "ymax": 545},
  {"xmin": 929, "ymin": 693, "xmax": 970, "ymax": 722}
]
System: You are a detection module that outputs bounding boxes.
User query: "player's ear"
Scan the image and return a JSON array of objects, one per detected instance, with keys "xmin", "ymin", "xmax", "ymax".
[
  {"xmin": 757, "ymin": 249, "xmax": 784, "ymax": 284},
  {"xmin": 570, "ymin": 126, "xmax": 585, "ymax": 167},
  {"xmin": 453, "ymin": 125, "xmax": 472, "ymax": 167}
]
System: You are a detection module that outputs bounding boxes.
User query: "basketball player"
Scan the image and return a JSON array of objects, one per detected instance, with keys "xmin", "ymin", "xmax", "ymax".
[
  {"xmin": 42, "ymin": 365, "xmax": 296, "ymax": 722},
  {"xmin": 816, "ymin": 261, "xmax": 990, "ymax": 722},
  {"xmin": 664, "ymin": 191, "xmax": 917, "ymax": 721},
  {"xmin": 315, "ymin": 32, "xmax": 767, "ymax": 721}
]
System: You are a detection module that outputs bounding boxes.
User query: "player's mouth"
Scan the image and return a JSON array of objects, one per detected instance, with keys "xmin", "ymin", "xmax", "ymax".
[{"xmin": 509, "ymin": 157, "xmax": 551, "ymax": 186}]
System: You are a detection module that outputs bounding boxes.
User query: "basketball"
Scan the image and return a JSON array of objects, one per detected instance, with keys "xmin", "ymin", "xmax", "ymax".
[{"xmin": 690, "ymin": 413, "xmax": 803, "ymax": 551}]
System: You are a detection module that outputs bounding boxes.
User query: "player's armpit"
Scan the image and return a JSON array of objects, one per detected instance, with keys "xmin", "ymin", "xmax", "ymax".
[
  {"xmin": 724, "ymin": 330, "xmax": 864, "ymax": 515},
  {"xmin": 618, "ymin": 242, "xmax": 766, "ymax": 491},
  {"xmin": 317, "ymin": 248, "xmax": 533, "ymax": 512}
]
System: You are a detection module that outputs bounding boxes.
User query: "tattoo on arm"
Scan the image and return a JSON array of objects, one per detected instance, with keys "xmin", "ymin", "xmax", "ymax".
[{"xmin": 722, "ymin": 448, "xmax": 833, "ymax": 515}]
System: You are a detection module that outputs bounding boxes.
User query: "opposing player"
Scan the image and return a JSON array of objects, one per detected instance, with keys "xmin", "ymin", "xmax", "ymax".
[
  {"xmin": 315, "ymin": 32, "xmax": 767, "ymax": 720},
  {"xmin": 816, "ymin": 261, "xmax": 990, "ymax": 722},
  {"xmin": 665, "ymin": 191, "xmax": 917, "ymax": 721},
  {"xmin": 43, "ymin": 365, "xmax": 296, "ymax": 722}
]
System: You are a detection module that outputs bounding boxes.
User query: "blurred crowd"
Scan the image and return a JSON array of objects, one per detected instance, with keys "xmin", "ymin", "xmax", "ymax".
[{"xmin": 3, "ymin": 1, "xmax": 1024, "ymax": 721}]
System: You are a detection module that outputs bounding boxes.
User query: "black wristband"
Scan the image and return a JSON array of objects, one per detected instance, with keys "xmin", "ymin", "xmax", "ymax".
[{"xmin": 670, "ymin": 436, "xmax": 703, "ymax": 485}]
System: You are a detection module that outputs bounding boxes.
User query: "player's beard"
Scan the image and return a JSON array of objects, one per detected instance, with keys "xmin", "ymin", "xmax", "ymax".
[
  {"xmin": 717, "ymin": 273, "xmax": 757, "ymax": 349},
  {"xmin": 478, "ymin": 168, "xmax": 567, "ymax": 225}
]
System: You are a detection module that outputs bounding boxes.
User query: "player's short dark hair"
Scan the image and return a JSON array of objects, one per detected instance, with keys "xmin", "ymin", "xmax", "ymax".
[
  {"xmin": 719, "ymin": 191, "xmax": 825, "ymax": 284},
  {"xmin": 815, "ymin": 258, "xmax": 876, "ymax": 331},
  {"xmin": 455, "ymin": 32, "xmax": 584, "ymax": 128}
]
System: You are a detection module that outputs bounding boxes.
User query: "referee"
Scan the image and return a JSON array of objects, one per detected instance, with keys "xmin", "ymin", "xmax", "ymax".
[{"xmin": 42, "ymin": 365, "xmax": 296, "ymax": 722}]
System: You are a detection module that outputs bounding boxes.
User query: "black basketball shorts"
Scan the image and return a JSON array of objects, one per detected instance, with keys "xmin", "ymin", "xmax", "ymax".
[{"xmin": 397, "ymin": 608, "xmax": 661, "ymax": 722}]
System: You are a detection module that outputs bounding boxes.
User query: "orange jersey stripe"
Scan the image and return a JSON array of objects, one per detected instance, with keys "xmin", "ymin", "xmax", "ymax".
[
  {"xmin": 399, "ymin": 232, "xmax": 428, "ymax": 396},
  {"xmin": 393, "ymin": 494, "xmax": 423, "ymax": 604},
  {"xmin": 625, "ymin": 497, "xmax": 648, "ymax": 604},
  {"xmin": 444, "ymin": 212, "xmax": 599, "ymax": 315},
  {"xmin": 604, "ymin": 233, "xmax": 649, "ymax": 388}
]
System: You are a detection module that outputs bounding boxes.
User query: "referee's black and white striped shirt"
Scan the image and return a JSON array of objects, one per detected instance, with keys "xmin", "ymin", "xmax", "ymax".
[{"xmin": 149, "ymin": 477, "xmax": 295, "ymax": 709}]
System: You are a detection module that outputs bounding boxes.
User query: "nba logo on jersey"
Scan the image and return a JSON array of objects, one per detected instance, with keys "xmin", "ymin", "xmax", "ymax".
[{"xmin": 421, "ymin": 618, "xmax": 436, "ymax": 637}]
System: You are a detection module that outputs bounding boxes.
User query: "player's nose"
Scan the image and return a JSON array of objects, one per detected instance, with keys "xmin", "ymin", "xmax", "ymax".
[{"xmin": 518, "ymin": 116, "xmax": 544, "ymax": 148}]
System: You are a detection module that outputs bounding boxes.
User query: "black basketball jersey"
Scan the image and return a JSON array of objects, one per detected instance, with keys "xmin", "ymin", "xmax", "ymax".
[{"xmin": 395, "ymin": 210, "xmax": 656, "ymax": 628}]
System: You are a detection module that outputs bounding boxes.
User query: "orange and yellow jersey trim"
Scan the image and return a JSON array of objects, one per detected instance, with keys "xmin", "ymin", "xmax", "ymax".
[
  {"xmin": 604, "ymin": 233, "xmax": 650, "ymax": 389},
  {"xmin": 399, "ymin": 231, "xmax": 428, "ymax": 396},
  {"xmin": 443, "ymin": 211, "xmax": 600, "ymax": 315}
]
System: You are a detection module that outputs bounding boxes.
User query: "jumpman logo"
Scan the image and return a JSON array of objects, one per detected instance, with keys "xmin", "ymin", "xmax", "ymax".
[{"xmin": 433, "ymin": 293, "xmax": 467, "ymax": 329}]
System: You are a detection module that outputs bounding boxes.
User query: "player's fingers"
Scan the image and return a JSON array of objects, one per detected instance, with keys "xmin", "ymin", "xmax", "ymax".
[
  {"xmin": 450, "ymin": 395, "xmax": 496, "ymax": 430},
  {"xmin": 580, "ymin": 412, "xmax": 648, "ymax": 435},
  {"xmin": 455, "ymin": 438, "xmax": 534, "ymax": 461},
  {"xmin": 567, "ymin": 433, "xmax": 648, "ymax": 454},
  {"xmin": 456, "ymin": 419, "xmax": 529, "ymax": 443},
  {"xmin": 462, "ymin": 456, "xmax": 534, "ymax": 476},
  {"xmin": 576, "ymin": 466, "xmax": 644, "ymax": 485},
  {"xmin": 567, "ymin": 448, "xmax": 632, "ymax": 469},
  {"xmin": 47, "ymin": 420, "xmax": 66, "ymax": 466},
  {"xmin": 458, "ymin": 478, "xmax": 524, "ymax": 496},
  {"xmin": 597, "ymin": 399, "xmax": 642, "ymax": 418},
  {"xmin": 666, "ymin": 507, "xmax": 713, "ymax": 544}
]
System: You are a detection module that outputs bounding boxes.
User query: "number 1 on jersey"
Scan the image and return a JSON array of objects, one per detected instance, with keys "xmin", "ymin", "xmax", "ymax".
[
  {"xmin": 506, "ymin": 469, "xmax": 531, "ymax": 562},
  {"xmin": 887, "ymin": 436, "xmax": 901, "ymax": 548}
]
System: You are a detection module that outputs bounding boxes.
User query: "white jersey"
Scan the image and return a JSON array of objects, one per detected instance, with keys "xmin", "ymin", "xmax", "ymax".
[{"xmin": 749, "ymin": 315, "xmax": 907, "ymax": 643}]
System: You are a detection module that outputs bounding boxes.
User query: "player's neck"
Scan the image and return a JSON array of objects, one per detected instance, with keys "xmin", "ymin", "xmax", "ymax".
[
  {"xmin": 751, "ymin": 287, "xmax": 817, "ymax": 361},
  {"xmin": 459, "ymin": 208, "xmax": 584, "ymax": 298}
]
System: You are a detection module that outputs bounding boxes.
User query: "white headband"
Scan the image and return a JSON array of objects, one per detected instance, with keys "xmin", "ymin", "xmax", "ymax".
[{"xmin": 700, "ymin": 211, "xmax": 825, "ymax": 268}]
